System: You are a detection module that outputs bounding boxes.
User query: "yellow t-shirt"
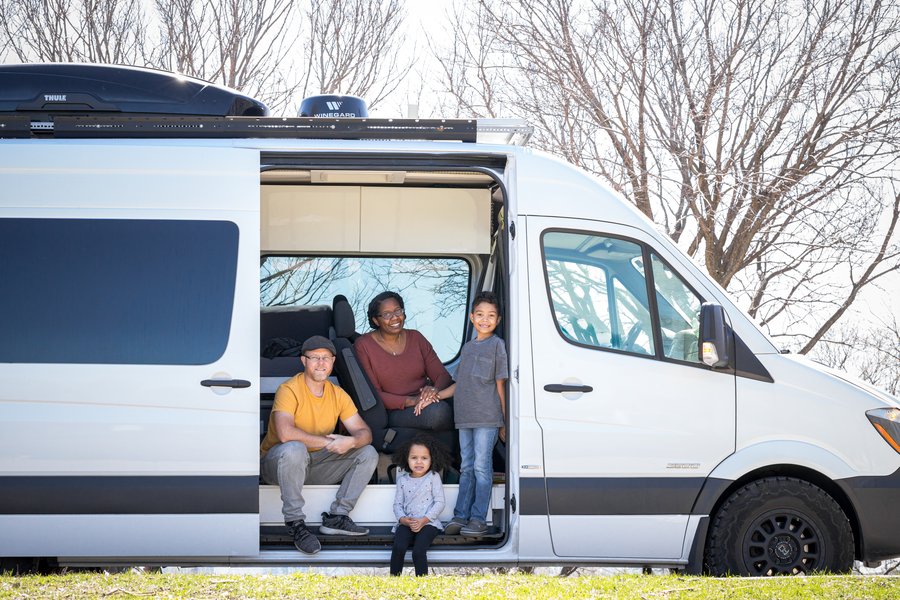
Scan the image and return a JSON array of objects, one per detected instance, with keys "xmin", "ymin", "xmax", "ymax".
[{"xmin": 259, "ymin": 375, "xmax": 358, "ymax": 458}]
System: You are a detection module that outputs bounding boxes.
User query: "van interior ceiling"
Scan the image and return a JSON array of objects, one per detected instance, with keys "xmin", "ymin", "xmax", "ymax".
[{"xmin": 257, "ymin": 164, "xmax": 510, "ymax": 550}]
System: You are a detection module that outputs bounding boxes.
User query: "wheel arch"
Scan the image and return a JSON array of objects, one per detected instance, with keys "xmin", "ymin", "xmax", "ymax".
[{"xmin": 693, "ymin": 464, "xmax": 862, "ymax": 565}]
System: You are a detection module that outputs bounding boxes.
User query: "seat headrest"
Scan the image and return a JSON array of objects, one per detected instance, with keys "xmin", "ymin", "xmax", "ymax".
[{"xmin": 332, "ymin": 294, "xmax": 357, "ymax": 339}]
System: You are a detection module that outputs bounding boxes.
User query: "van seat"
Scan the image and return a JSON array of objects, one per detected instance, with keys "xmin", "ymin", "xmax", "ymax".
[
  {"xmin": 667, "ymin": 329, "xmax": 699, "ymax": 361},
  {"xmin": 261, "ymin": 304, "xmax": 333, "ymax": 391},
  {"xmin": 260, "ymin": 304, "xmax": 333, "ymax": 354},
  {"xmin": 330, "ymin": 295, "xmax": 390, "ymax": 448}
]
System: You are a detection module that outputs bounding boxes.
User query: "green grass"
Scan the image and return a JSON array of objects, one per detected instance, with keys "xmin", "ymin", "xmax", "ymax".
[{"xmin": 1, "ymin": 572, "xmax": 899, "ymax": 599}]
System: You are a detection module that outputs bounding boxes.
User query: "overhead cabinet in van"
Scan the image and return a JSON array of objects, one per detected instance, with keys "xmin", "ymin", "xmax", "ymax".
[{"xmin": 2, "ymin": 64, "xmax": 900, "ymax": 575}]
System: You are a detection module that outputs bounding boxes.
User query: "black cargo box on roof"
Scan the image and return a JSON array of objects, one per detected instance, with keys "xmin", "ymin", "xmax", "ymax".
[{"xmin": 0, "ymin": 63, "xmax": 269, "ymax": 118}]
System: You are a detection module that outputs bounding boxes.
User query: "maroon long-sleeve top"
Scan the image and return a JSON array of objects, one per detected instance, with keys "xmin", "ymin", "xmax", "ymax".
[{"xmin": 353, "ymin": 329, "xmax": 453, "ymax": 411}]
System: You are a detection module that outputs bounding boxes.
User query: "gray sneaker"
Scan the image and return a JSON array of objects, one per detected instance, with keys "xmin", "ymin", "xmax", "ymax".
[
  {"xmin": 460, "ymin": 519, "xmax": 488, "ymax": 536},
  {"xmin": 443, "ymin": 517, "xmax": 466, "ymax": 535},
  {"xmin": 319, "ymin": 512, "xmax": 369, "ymax": 536},
  {"xmin": 288, "ymin": 520, "xmax": 321, "ymax": 554}
]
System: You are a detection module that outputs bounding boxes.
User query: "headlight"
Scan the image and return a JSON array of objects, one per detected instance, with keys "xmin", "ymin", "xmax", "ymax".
[{"xmin": 867, "ymin": 408, "xmax": 900, "ymax": 454}]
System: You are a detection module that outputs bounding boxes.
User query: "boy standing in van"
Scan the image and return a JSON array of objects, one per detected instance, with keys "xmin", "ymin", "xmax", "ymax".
[
  {"xmin": 259, "ymin": 335, "xmax": 378, "ymax": 554},
  {"xmin": 433, "ymin": 291, "xmax": 508, "ymax": 536}
]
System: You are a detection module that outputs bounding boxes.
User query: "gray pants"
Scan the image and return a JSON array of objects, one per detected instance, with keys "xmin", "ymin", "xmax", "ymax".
[{"xmin": 260, "ymin": 441, "xmax": 378, "ymax": 523}]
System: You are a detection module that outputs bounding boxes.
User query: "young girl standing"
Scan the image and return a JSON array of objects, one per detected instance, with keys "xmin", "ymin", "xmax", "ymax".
[{"xmin": 390, "ymin": 436, "xmax": 449, "ymax": 576}]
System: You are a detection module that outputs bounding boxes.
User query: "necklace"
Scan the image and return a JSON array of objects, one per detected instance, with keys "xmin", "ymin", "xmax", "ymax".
[{"xmin": 377, "ymin": 330, "xmax": 403, "ymax": 356}]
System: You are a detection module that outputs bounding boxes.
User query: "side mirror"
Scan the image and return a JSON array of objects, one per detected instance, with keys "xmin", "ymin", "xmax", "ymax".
[{"xmin": 699, "ymin": 302, "xmax": 731, "ymax": 368}]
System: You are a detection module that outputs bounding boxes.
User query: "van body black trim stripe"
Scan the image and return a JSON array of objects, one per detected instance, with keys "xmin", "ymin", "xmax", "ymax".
[
  {"xmin": 519, "ymin": 477, "xmax": 548, "ymax": 515},
  {"xmin": 690, "ymin": 477, "xmax": 732, "ymax": 515},
  {"xmin": 520, "ymin": 477, "xmax": 708, "ymax": 515},
  {"xmin": 837, "ymin": 467, "xmax": 900, "ymax": 562},
  {"xmin": 0, "ymin": 476, "xmax": 258, "ymax": 514}
]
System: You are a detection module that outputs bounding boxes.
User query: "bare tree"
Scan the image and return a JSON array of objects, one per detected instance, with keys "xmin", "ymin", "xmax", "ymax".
[
  {"xmin": 0, "ymin": 0, "xmax": 148, "ymax": 63},
  {"xmin": 435, "ymin": 0, "xmax": 900, "ymax": 354},
  {"xmin": 0, "ymin": 0, "xmax": 300, "ymax": 112},
  {"xmin": 787, "ymin": 185, "xmax": 898, "ymax": 353},
  {"xmin": 152, "ymin": 0, "xmax": 301, "ymax": 113},
  {"xmin": 812, "ymin": 315, "xmax": 900, "ymax": 396},
  {"xmin": 431, "ymin": 1, "xmax": 506, "ymax": 118},
  {"xmin": 299, "ymin": 0, "xmax": 412, "ymax": 109},
  {"xmin": 260, "ymin": 256, "xmax": 353, "ymax": 307}
]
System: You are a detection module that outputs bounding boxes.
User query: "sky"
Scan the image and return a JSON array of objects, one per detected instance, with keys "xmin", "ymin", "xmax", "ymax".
[{"xmin": 391, "ymin": 0, "xmax": 900, "ymax": 353}]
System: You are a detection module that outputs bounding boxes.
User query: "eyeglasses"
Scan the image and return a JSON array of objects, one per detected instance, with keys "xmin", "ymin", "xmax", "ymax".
[
  {"xmin": 378, "ymin": 308, "xmax": 405, "ymax": 320},
  {"xmin": 304, "ymin": 354, "xmax": 335, "ymax": 363}
]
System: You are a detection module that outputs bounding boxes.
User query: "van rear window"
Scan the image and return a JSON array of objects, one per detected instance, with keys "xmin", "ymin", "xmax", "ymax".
[
  {"xmin": 260, "ymin": 256, "xmax": 470, "ymax": 362},
  {"xmin": 0, "ymin": 218, "xmax": 238, "ymax": 364}
]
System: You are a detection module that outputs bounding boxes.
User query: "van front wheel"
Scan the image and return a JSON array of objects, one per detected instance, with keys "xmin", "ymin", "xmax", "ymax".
[{"xmin": 705, "ymin": 477, "xmax": 853, "ymax": 576}]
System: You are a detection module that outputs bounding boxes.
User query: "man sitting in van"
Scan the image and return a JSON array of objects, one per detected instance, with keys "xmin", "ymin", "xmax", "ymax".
[{"xmin": 260, "ymin": 335, "xmax": 379, "ymax": 554}]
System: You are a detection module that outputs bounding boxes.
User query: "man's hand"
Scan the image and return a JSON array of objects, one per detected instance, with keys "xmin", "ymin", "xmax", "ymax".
[{"xmin": 324, "ymin": 433, "xmax": 356, "ymax": 454}]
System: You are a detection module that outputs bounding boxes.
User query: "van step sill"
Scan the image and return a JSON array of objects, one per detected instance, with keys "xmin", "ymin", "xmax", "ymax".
[{"xmin": 261, "ymin": 525, "xmax": 503, "ymax": 547}]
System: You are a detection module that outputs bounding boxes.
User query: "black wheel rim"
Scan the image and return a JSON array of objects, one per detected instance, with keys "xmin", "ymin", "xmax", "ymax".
[{"xmin": 742, "ymin": 509, "xmax": 823, "ymax": 575}]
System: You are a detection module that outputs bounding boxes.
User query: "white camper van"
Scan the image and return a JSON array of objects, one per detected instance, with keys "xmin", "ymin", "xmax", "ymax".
[{"xmin": 1, "ymin": 64, "xmax": 899, "ymax": 575}]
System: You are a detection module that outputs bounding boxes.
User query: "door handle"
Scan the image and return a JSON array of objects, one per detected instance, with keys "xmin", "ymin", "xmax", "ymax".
[
  {"xmin": 201, "ymin": 379, "xmax": 251, "ymax": 389},
  {"xmin": 544, "ymin": 383, "xmax": 593, "ymax": 393}
]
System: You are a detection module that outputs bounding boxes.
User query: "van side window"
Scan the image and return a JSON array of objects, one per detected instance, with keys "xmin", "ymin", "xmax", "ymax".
[
  {"xmin": 649, "ymin": 253, "xmax": 703, "ymax": 363},
  {"xmin": 260, "ymin": 256, "xmax": 470, "ymax": 362},
  {"xmin": 0, "ymin": 218, "xmax": 238, "ymax": 364},
  {"xmin": 542, "ymin": 231, "xmax": 655, "ymax": 356}
]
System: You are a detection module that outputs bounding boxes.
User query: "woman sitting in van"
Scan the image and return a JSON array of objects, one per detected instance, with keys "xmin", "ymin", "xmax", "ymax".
[{"xmin": 354, "ymin": 291, "xmax": 454, "ymax": 434}]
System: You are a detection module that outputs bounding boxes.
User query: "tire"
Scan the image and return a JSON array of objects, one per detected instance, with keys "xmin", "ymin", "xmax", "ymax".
[
  {"xmin": 705, "ymin": 476, "xmax": 854, "ymax": 576},
  {"xmin": 0, "ymin": 557, "xmax": 56, "ymax": 575}
]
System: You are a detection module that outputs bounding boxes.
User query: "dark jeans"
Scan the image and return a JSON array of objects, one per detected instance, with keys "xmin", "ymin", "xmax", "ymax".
[
  {"xmin": 387, "ymin": 400, "xmax": 453, "ymax": 431},
  {"xmin": 390, "ymin": 524, "xmax": 440, "ymax": 576}
]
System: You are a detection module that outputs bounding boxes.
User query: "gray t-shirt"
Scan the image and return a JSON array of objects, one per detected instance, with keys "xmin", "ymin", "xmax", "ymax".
[{"xmin": 453, "ymin": 334, "xmax": 509, "ymax": 428}]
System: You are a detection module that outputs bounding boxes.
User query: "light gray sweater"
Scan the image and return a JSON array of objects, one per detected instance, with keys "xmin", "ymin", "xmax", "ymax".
[{"xmin": 392, "ymin": 470, "xmax": 445, "ymax": 531}]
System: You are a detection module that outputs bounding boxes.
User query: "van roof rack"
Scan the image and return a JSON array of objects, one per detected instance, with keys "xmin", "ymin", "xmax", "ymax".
[
  {"xmin": 0, "ymin": 114, "xmax": 533, "ymax": 145},
  {"xmin": 0, "ymin": 64, "xmax": 533, "ymax": 145}
]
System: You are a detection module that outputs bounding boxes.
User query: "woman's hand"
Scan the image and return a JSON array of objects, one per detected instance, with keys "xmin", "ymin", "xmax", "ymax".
[
  {"xmin": 413, "ymin": 386, "xmax": 440, "ymax": 416},
  {"xmin": 418, "ymin": 386, "xmax": 439, "ymax": 402}
]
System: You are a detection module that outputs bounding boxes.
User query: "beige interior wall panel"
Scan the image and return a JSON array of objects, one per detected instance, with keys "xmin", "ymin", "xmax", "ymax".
[
  {"xmin": 261, "ymin": 186, "xmax": 360, "ymax": 252},
  {"xmin": 360, "ymin": 187, "xmax": 491, "ymax": 253}
]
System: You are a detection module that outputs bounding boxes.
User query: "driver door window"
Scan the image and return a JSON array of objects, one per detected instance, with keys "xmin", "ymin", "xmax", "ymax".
[{"xmin": 543, "ymin": 231, "xmax": 655, "ymax": 356}]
